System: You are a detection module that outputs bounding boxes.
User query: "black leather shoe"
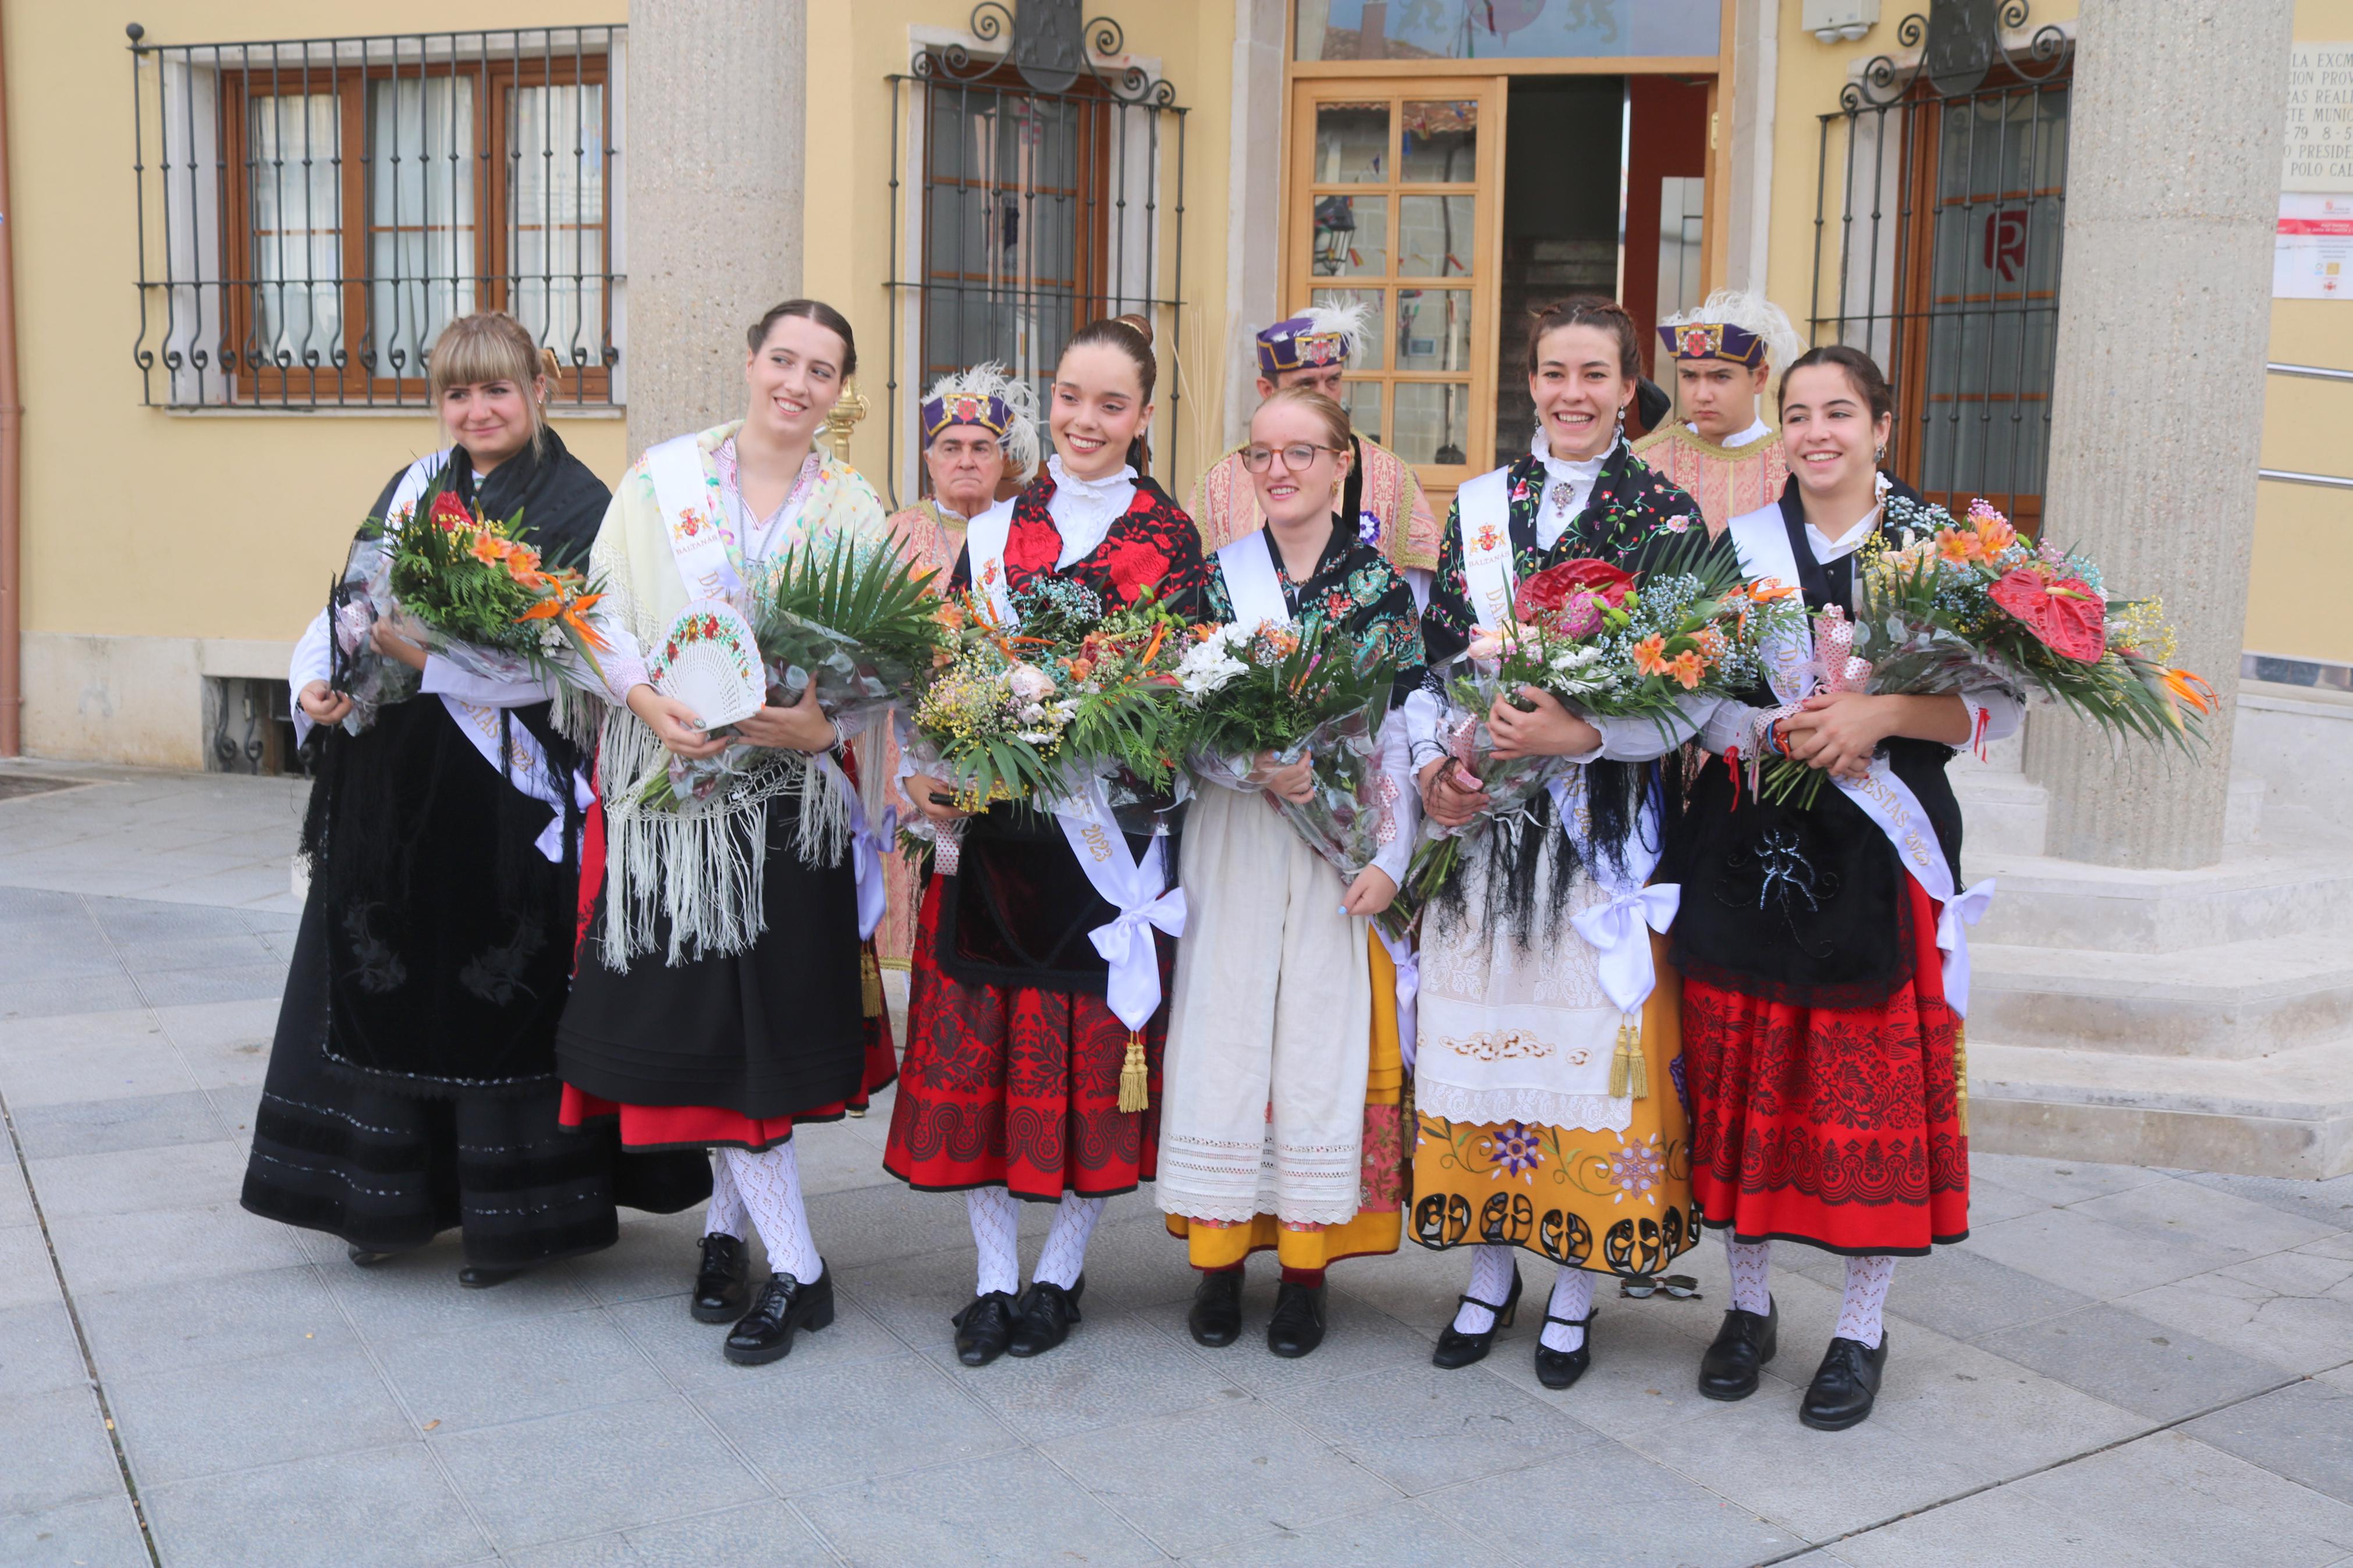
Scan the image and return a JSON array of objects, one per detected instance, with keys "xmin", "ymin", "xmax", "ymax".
[
  {"xmin": 1800, "ymin": 1334, "xmax": 1888, "ymax": 1430},
  {"xmin": 952, "ymin": 1291, "xmax": 1018, "ymax": 1366},
  {"xmin": 691, "ymin": 1234, "xmax": 750, "ymax": 1324},
  {"xmin": 1005, "ymin": 1277, "xmax": 1084, "ymax": 1358},
  {"xmin": 457, "ymin": 1265, "xmax": 524, "ymax": 1289},
  {"xmin": 346, "ymin": 1245, "xmax": 397, "ymax": 1268},
  {"xmin": 1534, "ymin": 1309, "xmax": 1597, "ymax": 1390},
  {"xmin": 1697, "ymin": 1300, "xmax": 1779, "ymax": 1401},
  {"xmin": 1188, "ymin": 1271, "xmax": 1244, "ymax": 1347},
  {"xmin": 1432, "ymin": 1265, "xmax": 1522, "ymax": 1370},
  {"xmin": 723, "ymin": 1265, "xmax": 835, "ymax": 1366},
  {"xmin": 1266, "ymin": 1281, "xmax": 1328, "ymax": 1359}
]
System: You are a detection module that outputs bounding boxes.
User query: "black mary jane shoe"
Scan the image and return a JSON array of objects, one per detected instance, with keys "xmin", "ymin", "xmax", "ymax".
[
  {"xmin": 457, "ymin": 1264, "xmax": 525, "ymax": 1289},
  {"xmin": 1431, "ymin": 1265, "xmax": 1522, "ymax": 1370},
  {"xmin": 723, "ymin": 1265, "xmax": 836, "ymax": 1366},
  {"xmin": 1697, "ymin": 1299, "xmax": 1779, "ymax": 1402},
  {"xmin": 1005, "ymin": 1277, "xmax": 1085, "ymax": 1359},
  {"xmin": 1188, "ymin": 1271, "xmax": 1244, "ymax": 1347},
  {"xmin": 952, "ymin": 1291, "xmax": 1019, "ymax": 1367},
  {"xmin": 1533, "ymin": 1309, "xmax": 1598, "ymax": 1391},
  {"xmin": 1799, "ymin": 1333, "xmax": 1889, "ymax": 1431},
  {"xmin": 346, "ymin": 1245, "xmax": 398, "ymax": 1268},
  {"xmin": 1266, "ymin": 1281, "xmax": 1328, "ymax": 1359},
  {"xmin": 691, "ymin": 1234, "xmax": 751, "ymax": 1324}
]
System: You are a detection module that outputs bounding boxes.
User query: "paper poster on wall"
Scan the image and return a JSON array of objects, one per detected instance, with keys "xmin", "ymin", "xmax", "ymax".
[
  {"xmin": 2279, "ymin": 42, "xmax": 2353, "ymax": 298},
  {"xmin": 2277, "ymin": 194, "xmax": 2353, "ymax": 299}
]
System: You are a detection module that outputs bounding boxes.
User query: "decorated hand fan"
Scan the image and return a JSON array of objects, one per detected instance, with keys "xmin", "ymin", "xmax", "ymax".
[{"xmin": 650, "ymin": 599, "xmax": 765, "ymax": 728}]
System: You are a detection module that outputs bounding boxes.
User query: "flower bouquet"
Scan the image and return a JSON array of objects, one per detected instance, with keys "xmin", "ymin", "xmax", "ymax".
[
  {"xmin": 910, "ymin": 577, "xmax": 1194, "ymax": 824},
  {"xmin": 333, "ymin": 478, "xmax": 609, "ymax": 733},
  {"xmin": 1756, "ymin": 497, "xmax": 2214, "ymax": 808},
  {"xmin": 1177, "ymin": 616, "xmax": 1407, "ymax": 898},
  {"xmin": 633, "ymin": 533, "xmax": 945, "ymax": 812},
  {"xmin": 1404, "ymin": 536, "xmax": 1802, "ymax": 905}
]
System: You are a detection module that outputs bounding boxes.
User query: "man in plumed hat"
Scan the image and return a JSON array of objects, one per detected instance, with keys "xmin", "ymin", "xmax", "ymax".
[
  {"xmin": 1631, "ymin": 290, "xmax": 1804, "ymax": 536},
  {"xmin": 1191, "ymin": 303, "xmax": 1440, "ymax": 586}
]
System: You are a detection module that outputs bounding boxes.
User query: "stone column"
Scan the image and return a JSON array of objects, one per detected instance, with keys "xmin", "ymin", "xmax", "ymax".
[
  {"xmin": 1724, "ymin": 0, "xmax": 1778, "ymax": 295},
  {"xmin": 1222, "ymin": 0, "xmax": 1286, "ymax": 451},
  {"xmin": 624, "ymin": 0, "xmax": 807, "ymax": 455},
  {"xmin": 2024, "ymin": 0, "xmax": 2296, "ymax": 869}
]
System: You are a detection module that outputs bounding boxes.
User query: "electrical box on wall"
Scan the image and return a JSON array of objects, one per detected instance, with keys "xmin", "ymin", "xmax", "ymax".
[{"xmin": 1802, "ymin": 0, "xmax": 1879, "ymax": 42}]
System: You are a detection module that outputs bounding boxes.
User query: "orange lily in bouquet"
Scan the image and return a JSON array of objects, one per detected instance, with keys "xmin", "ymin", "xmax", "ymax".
[{"xmin": 330, "ymin": 475, "xmax": 611, "ymax": 731}]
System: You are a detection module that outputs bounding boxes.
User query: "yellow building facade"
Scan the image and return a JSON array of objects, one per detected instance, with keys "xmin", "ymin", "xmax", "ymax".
[{"xmin": 2, "ymin": 0, "xmax": 2345, "ymax": 768}]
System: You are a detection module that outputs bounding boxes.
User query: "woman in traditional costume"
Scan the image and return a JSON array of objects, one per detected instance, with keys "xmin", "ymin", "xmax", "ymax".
[
  {"xmin": 875, "ymin": 366, "xmax": 1041, "ymax": 971},
  {"xmin": 887, "ymin": 315, "xmax": 1211, "ymax": 1366},
  {"xmin": 556, "ymin": 300, "xmax": 899, "ymax": 1367},
  {"xmin": 246, "ymin": 312, "xmax": 709, "ymax": 1285},
  {"xmin": 1403, "ymin": 297, "xmax": 1715, "ymax": 1390},
  {"xmin": 1670, "ymin": 346, "xmax": 2016, "ymax": 1430},
  {"xmin": 1159, "ymin": 387, "xmax": 1422, "ymax": 1359}
]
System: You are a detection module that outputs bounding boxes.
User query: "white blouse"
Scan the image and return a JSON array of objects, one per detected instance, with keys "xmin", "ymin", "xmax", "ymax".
[{"xmin": 1043, "ymin": 453, "xmax": 1138, "ymax": 567}]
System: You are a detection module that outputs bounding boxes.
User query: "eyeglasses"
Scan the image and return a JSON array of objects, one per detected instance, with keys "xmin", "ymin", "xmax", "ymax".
[
  {"xmin": 1241, "ymin": 442, "xmax": 1340, "ymax": 472},
  {"xmin": 1617, "ymin": 1274, "xmax": 1702, "ymax": 1300}
]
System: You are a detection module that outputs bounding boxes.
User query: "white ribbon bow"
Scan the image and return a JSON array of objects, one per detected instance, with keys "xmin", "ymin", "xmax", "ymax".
[
  {"xmin": 531, "ymin": 767, "xmax": 597, "ymax": 866},
  {"xmin": 1936, "ymin": 878, "xmax": 1997, "ymax": 1020},
  {"xmin": 1052, "ymin": 774, "xmax": 1190, "ymax": 1034},
  {"xmin": 818, "ymin": 754, "xmax": 894, "ymax": 943},
  {"xmin": 1569, "ymin": 883, "xmax": 1683, "ymax": 1015},
  {"xmin": 1375, "ymin": 925, "xmax": 1421, "ymax": 1073}
]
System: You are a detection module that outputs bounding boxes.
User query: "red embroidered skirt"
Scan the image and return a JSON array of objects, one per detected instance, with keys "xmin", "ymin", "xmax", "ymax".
[
  {"xmin": 1678, "ymin": 876, "xmax": 1967, "ymax": 1256},
  {"xmin": 882, "ymin": 874, "xmax": 1165, "ymax": 1201}
]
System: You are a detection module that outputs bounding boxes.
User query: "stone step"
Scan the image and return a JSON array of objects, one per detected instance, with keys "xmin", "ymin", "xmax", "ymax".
[
  {"xmin": 1968, "ymin": 933, "xmax": 2353, "ymax": 1059},
  {"xmin": 1951, "ymin": 766, "xmax": 2265, "ymax": 864},
  {"xmin": 1959, "ymin": 837, "xmax": 2353, "ymax": 952},
  {"xmin": 1966, "ymin": 1037, "xmax": 2353, "ymax": 1179}
]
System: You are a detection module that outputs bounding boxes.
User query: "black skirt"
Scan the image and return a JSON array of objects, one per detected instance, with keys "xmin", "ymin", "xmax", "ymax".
[
  {"xmin": 557, "ymin": 794, "xmax": 868, "ymax": 1118},
  {"xmin": 936, "ymin": 801, "xmax": 1180, "ymax": 994},
  {"xmin": 242, "ymin": 894, "xmax": 712, "ymax": 1264}
]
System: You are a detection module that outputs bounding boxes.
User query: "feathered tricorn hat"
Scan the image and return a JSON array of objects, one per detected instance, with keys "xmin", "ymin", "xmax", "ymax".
[
  {"xmin": 1255, "ymin": 300, "xmax": 1372, "ymax": 379},
  {"xmin": 1658, "ymin": 289, "xmax": 1805, "ymax": 376}
]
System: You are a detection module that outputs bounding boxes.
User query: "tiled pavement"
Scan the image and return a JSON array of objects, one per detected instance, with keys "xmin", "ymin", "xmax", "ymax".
[{"xmin": 4, "ymin": 761, "xmax": 2353, "ymax": 1567}]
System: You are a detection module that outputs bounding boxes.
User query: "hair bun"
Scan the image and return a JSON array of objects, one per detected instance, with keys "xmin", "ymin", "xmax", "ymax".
[
  {"xmin": 1112, "ymin": 312, "xmax": 1154, "ymax": 347},
  {"xmin": 538, "ymin": 346, "xmax": 564, "ymax": 386}
]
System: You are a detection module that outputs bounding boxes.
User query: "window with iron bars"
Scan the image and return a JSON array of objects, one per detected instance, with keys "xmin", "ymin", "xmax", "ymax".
[
  {"xmin": 1809, "ymin": 17, "xmax": 2071, "ymax": 531},
  {"xmin": 884, "ymin": 25, "xmax": 1185, "ymax": 507},
  {"xmin": 128, "ymin": 26, "xmax": 623, "ymax": 410}
]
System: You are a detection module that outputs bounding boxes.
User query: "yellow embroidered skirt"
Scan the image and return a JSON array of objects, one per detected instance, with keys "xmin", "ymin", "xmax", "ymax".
[
  {"xmin": 1165, "ymin": 929, "xmax": 1406, "ymax": 1270},
  {"xmin": 1410, "ymin": 933, "xmax": 1700, "ymax": 1277}
]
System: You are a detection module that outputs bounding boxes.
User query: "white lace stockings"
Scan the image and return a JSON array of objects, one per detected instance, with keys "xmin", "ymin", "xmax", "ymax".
[
  {"xmin": 966, "ymin": 1187, "xmax": 1022, "ymax": 1297},
  {"xmin": 1451, "ymin": 1244, "xmax": 1520, "ymax": 1334},
  {"xmin": 1541, "ymin": 1266, "xmax": 1594, "ymax": 1352},
  {"xmin": 718, "ymin": 1144, "xmax": 822, "ymax": 1285},
  {"xmin": 1031, "ymin": 1194, "xmax": 1106, "ymax": 1290},
  {"xmin": 704, "ymin": 1150, "xmax": 746, "ymax": 1241},
  {"xmin": 1724, "ymin": 1235, "xmax": 1773, "ymax": 1317},
  {"xmin": 1837, "ymin": 1254, "xmax": 1896, "ymax": 1348}
]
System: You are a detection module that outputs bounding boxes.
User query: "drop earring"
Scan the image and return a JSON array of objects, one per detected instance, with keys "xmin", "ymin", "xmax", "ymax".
[
  {"xmin": 1613, "ymin": 406, "xmax": 1627, "ymax": 440},
  {"xmin": 1874, "ymin": 443, "xmax": 1886, "ymax": 465}
]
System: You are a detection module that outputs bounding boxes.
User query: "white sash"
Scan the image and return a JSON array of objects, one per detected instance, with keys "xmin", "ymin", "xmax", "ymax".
[
  {"xmin": 963, "ymin": 495, "xmax": 1020, "ymax": 623},
  {"xmin": 1454, "ymin": 465, "xmax": 1518, "ymax": 633},
  {"xmin": 1048, "ymin": 772, "xmax": 1188, "ymax": 1033},
  {"xmin": 1213, "ymin": 529, "xmax": 1291, "ymax": 630},
  {"xmin": 438, "ymin": 699, "xmax": 592, "ymax": 864},
  {"xmin": 645, "ymin": 433, "xmax": 738, "ymax": 603},
  {"xmin": 1375, "ymin": 925, "xmax": 1420, "ymax": 1072},
  {"xmin": 1724, "ymin": 502, "xmax": 1994, "ymax": 1015},
  {"xmin": 1550, "ymin": 772, "xmax": 1679, "ymax": 1019}
]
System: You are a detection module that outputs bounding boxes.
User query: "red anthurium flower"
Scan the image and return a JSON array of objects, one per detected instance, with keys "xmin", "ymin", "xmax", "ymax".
[
  {"xmin": 1989, "ymin": 567, "xmax": 2107, "ymax": 663},
  {"xmin": 429, "ymin": 492, "xmax": 474, "ymax": 531},
  {"xmin": 1515, "ymin": 557, "xmax": 1635, "ymax": 620}
]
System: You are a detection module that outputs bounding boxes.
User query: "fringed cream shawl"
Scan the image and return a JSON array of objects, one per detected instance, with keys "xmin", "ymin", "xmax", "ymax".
[{"xmin": 587, "ymin": 421, "xmax": 891, "ymax": 968}]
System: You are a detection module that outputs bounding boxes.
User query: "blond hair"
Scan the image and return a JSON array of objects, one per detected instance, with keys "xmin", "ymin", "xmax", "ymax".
[
  {"xmin": 1252, "ymin": 385, "xmax": 1354, "ymax": 474},
  {"xmin": 428, "ymin": 312, "xmax": 561, "ymax": 454}
]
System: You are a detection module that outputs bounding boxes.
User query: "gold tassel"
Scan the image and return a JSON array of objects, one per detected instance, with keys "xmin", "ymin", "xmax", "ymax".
[
  {"xmin": 860, "ymin": 949, "xmax": 883, "ymax": 1020},
  {"xmin": 1953, "ymin": 1021, "xmax": 1969, "ymax": 1139},
  {"xmin": 1116, "ymin": 1030, "xmax": 1151, "ymax": 1114},
  {"xmin": 1609, "ymin": 1018, "xmax": 1648, "ymax": 1100}
]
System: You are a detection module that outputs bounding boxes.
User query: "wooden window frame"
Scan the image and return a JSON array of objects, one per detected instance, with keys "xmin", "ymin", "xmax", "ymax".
[{"xmin": 217, "ymin": 52, "xmax": 613, "ymax": 404}]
